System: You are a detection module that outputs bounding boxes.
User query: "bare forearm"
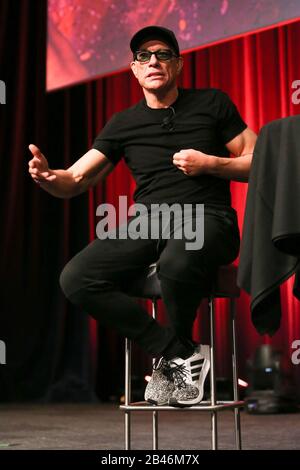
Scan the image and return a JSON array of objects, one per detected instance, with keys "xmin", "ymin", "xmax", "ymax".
[
  {"xmin": 36, "ymin": 169, "xmax": 79, "ymax": 198},
  {"xmin": 38, "ymin": 165, "xmax": 110, "ymax": 198},
  {"xmin": 29, "ymin": 146, "xmax": 113, "ymax": 197},
  {"xmin": 207, "ymin": 153, "xmax": 252, "ymax": 182},
  {"xmin": 173, "ymin": 141, "xmax": 254, "ymax": 181}
]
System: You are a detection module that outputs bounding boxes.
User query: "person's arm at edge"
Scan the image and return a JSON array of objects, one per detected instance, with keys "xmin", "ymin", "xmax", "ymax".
[{"xmin": 28, "ymin": 145, "xmax": 114, "ymax": 198}]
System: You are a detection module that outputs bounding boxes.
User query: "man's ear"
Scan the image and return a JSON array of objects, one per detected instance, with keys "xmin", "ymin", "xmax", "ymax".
[
  {"xmin": 176, "ymin": 57, "xmax": 183, "ymax": 75},
  {"xmin": 130, "ymin": 61, "xmax": 138, "ymax": 78}
]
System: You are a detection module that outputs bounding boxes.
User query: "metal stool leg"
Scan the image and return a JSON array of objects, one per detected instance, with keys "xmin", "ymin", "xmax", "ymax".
[
  {"xmin": 125, "ymin": 338, "xmax": 132, "ymax": 450},
  {"xmin": 152, "ymin": 298, "xmax": 159, "ymax": 450},
  {"xmin": 230, "ymin": 299, "xmax": 242, "ymax": 450},
  {"xmin": 209, "ymin": 297, "xmax": 218, "ymax": 450}
]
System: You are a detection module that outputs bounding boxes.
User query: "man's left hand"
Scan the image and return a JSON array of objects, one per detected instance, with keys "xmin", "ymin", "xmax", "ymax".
[{"xmin": 172, "ymin": 149, "xmax": 215, "ymax": 176}]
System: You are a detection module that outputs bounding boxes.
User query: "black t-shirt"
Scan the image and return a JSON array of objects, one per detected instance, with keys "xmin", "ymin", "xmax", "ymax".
[{"xmin": 92, "ymin": 88, "xmax": 247, "ymax": 207}]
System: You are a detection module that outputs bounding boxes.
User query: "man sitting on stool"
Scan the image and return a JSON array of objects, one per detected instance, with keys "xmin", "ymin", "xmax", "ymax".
[{"xmin": 28, "ymin": 26, "xmax": 256, "ymax": 406}]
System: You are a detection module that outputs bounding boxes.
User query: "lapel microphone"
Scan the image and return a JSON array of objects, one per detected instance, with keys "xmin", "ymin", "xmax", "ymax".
[{"xmin": 161, "ymin": 106, "xmax": 175, "ymax": 131}]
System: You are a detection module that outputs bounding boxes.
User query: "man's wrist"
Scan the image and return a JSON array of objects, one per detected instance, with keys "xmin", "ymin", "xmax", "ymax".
[{"xmin": 205, "ymin": 154, "xmax": 219, "ymax": 175}]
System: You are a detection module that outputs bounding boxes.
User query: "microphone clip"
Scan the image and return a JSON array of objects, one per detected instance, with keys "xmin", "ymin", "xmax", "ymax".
[{"xmin": 161, "ymin": 106, "xmax": 175, "ymax": 131}]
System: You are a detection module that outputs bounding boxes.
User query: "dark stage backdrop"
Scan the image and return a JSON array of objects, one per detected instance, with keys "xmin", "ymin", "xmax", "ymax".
[{"xmin": 0, "ymin": 0, "xmax": 299, "ymax": 402}]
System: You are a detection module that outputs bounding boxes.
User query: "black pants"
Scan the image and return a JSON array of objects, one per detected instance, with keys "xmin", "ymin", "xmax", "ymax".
[{"xmin": 59, "ymin": 206, "xmax": 240, "ymax": 360}]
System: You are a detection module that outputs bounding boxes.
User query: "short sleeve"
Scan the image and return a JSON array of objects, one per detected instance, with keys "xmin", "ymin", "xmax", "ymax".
[
  {"xmin": 214, "ymin": 90, "xmax": 247, "ymax": 144},
  {"xmin": 92, "ymin": 113, "xmax": 124, "ymax": 165}
]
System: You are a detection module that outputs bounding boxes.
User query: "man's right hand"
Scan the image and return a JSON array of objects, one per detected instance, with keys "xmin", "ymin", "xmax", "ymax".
[{"xmin": 28, "ymin": 144, "xmax": 57, "ymax": 184}]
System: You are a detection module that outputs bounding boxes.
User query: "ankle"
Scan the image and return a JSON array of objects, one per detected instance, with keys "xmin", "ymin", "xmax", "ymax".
[{"xmin": 163, "ymin": 337, "xmax": 196, "ymax": 361}]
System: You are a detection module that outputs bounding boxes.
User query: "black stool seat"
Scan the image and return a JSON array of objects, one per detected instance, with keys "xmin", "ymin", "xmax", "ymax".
[
  {"xmin": 126, "ymin": 263, "xmax": 240, "ymax": 299},
  {"xmin": 125, "ymin": 263, "xmax": 161, "ymax": 299}
]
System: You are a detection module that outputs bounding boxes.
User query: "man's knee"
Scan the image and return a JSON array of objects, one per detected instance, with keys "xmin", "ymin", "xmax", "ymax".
[
  {"xmin": 59, "ymin": 256, "xmax": 115, "ymax": 304},
  {"xmin": 59, "ymin": 259, "xmax": 82, "ymax": 300}
]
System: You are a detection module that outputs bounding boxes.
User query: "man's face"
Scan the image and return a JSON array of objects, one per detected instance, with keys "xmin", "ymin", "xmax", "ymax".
[{"xmin": 130, "ymin": 40, "xmax": 183, "ymax": 93}]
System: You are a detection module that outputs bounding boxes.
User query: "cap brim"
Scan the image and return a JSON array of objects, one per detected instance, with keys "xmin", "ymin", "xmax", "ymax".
[{"xmin": 130, "ymin": 26, "xmax": 179, "ymax": 56}]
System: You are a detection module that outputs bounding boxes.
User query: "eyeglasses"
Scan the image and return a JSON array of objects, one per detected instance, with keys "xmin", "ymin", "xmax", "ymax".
[{"xmin": 134, "ymin": 49, "xmax": 178, "ymax": 63}]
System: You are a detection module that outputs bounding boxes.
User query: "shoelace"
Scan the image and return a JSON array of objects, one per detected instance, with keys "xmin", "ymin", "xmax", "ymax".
[
  {"xmin": 152, "ymin": 358, "xmax": 180, "ymax": 382},
  {"xmin": 168, "ymin": 361, "xmax": 190, "ymax": 388}
]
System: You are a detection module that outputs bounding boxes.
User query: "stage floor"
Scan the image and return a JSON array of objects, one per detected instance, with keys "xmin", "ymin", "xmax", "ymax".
[{"xmin": 0, "ymin": 403, "xmax": 299, "ymax": 450}]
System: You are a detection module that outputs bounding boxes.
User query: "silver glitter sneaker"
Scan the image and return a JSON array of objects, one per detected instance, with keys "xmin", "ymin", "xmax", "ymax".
[
  {"xmin": 169, "ymin": 344, "xmax": 210, "ymax": 407},
  {"xmin": 144, "ymin": 357, "xmax": 175, "ymax": 405}
]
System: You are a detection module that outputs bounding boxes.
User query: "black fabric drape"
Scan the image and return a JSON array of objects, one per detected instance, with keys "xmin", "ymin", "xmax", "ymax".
[{"xmin": 238, "ymin": 116, "xmax": 300, "ymax": 335}]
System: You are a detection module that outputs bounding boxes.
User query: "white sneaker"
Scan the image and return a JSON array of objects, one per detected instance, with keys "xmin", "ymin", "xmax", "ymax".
[{"xmin": 168, "ymin": 344, "xmax": 210, "ymax": 407}]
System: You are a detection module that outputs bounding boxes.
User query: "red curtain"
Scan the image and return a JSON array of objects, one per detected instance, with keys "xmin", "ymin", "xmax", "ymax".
[{"xmin": 90, "ymin": 20, "xmax": 300, "ymax": 385}]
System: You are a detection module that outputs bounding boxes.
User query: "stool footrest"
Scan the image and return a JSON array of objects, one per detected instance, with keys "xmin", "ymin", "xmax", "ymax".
[{"xmin": 120, "ymin": 400, "xmax": 244, "ymax": 412}]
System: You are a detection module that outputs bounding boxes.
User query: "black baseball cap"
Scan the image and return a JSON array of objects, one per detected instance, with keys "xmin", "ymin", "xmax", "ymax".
[{"xmin": 130, "ymin": 26, "xmax": 180, "ymax": 56}]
